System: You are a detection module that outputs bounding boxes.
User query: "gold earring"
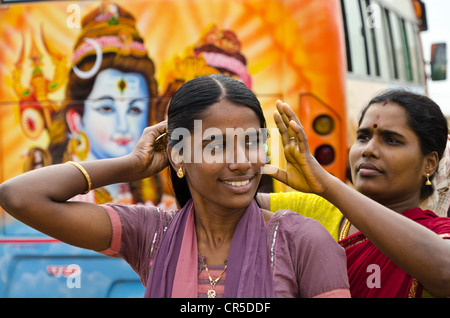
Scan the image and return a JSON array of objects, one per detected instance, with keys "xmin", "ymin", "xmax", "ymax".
[
  {"xmin": 426, "ymin": 173, "xmax": 432, "ymax": 186},
  {"xmin": 69, "ymin": 131, "xmax": 89, "ymax": 161},
  {"xmin": 177, "ymin": 167, "xmax": 184, "ymax": 179}
]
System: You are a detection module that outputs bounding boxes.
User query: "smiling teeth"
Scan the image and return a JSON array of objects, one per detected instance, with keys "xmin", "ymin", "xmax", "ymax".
[{"xmin": 223, "ymin": 180, "xmax": 251, "ymax": 187}]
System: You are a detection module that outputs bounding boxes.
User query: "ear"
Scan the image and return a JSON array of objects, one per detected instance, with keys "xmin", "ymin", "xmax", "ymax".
[
  {"xmin": 167, "ymin": 145, "xmax": 184, "ymax": 171},
  {"xmin": 66, "ymin": 109, "xmax": 83, "ymax": 134},
  {"xmin": 424, "ymin": 151, "xmax": 439, "ymax": 177}
]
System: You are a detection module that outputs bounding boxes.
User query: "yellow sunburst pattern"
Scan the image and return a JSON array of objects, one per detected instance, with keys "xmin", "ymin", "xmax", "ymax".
[{"xmin": 0, "ymin": 0, "xmax": 346, "ymax": 194}]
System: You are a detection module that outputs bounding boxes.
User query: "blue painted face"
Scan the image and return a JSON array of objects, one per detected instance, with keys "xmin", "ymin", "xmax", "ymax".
[{"xmin": 80, "ymin": 68, "xmax": 149, "ymax": 159}]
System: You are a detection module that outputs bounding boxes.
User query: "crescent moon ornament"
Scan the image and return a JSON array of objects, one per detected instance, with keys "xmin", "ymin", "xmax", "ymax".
[{"xmin": 72, "ymin": 38, "xmax": 103, "ymax": 79}]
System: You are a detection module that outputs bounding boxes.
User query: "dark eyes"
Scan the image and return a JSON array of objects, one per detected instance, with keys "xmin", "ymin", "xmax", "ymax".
[
  {"xmin": 94, "ymin": 105, "xmax": 143, "ymax": 115},
  {"xmin": 95, "ymin": 105, "xmax": 114, "ymax": 113},
  {"xmin": 128, "ymin": 106, "xmax": 143, "ymax": 115},
  {"xmin": 385, "ymin": 136, "xmax": 400, "ymax": 144},
  {"xmin": 356, "ymin": 134, "xmax": 401, "ymax": 145},
  {"xmin": 206, "ymin": 135, "xmax": 261, "ymax": 153},
  {"xmin": 356, "ymin": 134, "xmax": 370, "ymax": 142}
]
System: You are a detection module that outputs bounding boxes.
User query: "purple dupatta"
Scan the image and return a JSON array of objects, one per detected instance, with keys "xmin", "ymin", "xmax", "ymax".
[{"xmin": 145, "ymin": 199, "xmax": 274, "ymax": 298}]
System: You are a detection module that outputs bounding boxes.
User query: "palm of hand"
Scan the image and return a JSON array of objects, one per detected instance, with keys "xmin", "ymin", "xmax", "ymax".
[
  {"xmin": 283, "ymin": 143, "xmax": 327, "ymax": 195},
  {"xmin": 270, "ymin": 100, "xmax": 329, "ymax": 195}
]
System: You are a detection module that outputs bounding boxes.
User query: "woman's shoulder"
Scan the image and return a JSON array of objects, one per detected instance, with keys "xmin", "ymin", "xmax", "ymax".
[
  {"xmin": 102, "ymin": 203, "xmax": 178, "ymax": 227},
  {"xmin": 268, "ymin": 209, "xmax": 349, "ymax": 297},
  {"xmin": 98, "ymin": 203, "xmax": 179, "ymax": 259},
  {"xmin": 404, "ymin": 207, "xmax": 450, "ymax": 237},
  {"xmin": 104, "ymin": 202, "xmax": 177, "ymax": 214},
  {"xmin": 268, "ymin": 209, "xmax": 337, "ymax": 245},
  {"xmin": 270, "ymin": 192, "xmax": 343, "ymax": 240}
]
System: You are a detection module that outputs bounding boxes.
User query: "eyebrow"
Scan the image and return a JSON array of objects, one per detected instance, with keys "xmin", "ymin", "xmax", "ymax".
[
  {"xmin": 201, "ymin": 130, "xmax": 262, "ymax": 143},
  {"xmin": 357, "ymin": 127, "xmax": 406, "ymax": 139},
  {"xmin": 129, "ymin": 98, "xmax": 148, "ymax": 105},
  {"xmin": 89, "ymin": 96, "xmax": 114, "ymax": 102},
  {"xmin": 89, "ymin": 96, "xmax": 148, "ymax": 104}
]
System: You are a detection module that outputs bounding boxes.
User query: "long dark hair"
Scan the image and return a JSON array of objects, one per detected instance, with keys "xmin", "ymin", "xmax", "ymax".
[
  {"xmin": 167, "ymin": 74, "xmax": 266, "ymax": 207},
  {"xmin": 359, "ymin": 89, "xmax": 448, "ymax": 200}
]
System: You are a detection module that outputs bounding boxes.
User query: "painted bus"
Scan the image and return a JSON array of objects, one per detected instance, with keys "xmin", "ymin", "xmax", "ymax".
[{"xmin": 0, "ymin": 0, "xmax": 438, "ymax": 297}]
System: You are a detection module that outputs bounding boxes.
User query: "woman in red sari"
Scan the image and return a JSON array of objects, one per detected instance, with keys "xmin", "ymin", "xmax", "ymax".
[{"xmin": 267, "ymin": 90, "xmax": 450, "ymax": 297}]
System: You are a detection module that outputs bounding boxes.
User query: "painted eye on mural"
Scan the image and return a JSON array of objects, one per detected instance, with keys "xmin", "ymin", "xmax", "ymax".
[
  {"xmin": 95, "ymin": 105, "xmax": 115, "ymax": 113},
  {"xmin": 128, "ymin": 106, "xmax": 143, "ymax": 115}
]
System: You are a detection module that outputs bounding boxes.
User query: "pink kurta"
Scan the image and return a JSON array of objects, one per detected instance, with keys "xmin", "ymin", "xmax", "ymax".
[{"xmin": 99, "ymin": 204, "xmax": 350, "ymax": 298}]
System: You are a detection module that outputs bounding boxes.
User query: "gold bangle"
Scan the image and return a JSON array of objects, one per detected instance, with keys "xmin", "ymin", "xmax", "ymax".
[
  {"xmin": 65, "ymin": 161, "xmax": 92, "ymax": 194},
  {"xmin": 339, "ymin": 219, "xmax": 351, "ymax": 241}
]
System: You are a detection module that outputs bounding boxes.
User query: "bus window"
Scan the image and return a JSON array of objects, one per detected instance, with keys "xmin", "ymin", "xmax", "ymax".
[
  {"xmin": 389, "ymin": 11, "xmax": 411, "ymax": 82},
  {"xmin": 405, "ymin": 21, "xmax": 425, "ymax": 84},
  {"xmin": 384, "ymin": 8, "xmax": 399, "ymax": 80},
  {"xmin": 341, "ymin": 0, "xmax": 352, "ymax": 73},
  {"xmin": 342, "ymin": 0, "xmax": 391, "ymax": 80},
  {"xmin": 342, "ymin": 0, "xmax": 368, "ymax": 76},
  {"xmin": 400, "ymin": 18, "xmax": 414, "ymax": 82},
  {"xmin": 369, "ymin": 1, "xmax": 391, "ymax": 80},
  {"xmin": 362, "ymin": 0, "xmax": 380, "ymax": 77}
]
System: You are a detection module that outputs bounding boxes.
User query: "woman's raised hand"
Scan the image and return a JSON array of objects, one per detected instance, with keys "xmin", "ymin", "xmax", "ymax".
[
  {"xmin": 130, "ymin": 120, "xmax": 169, "ymax": 178},
  {"xmin": 264, "ymin": 101, "xmax": 331, "ymax": 195}
]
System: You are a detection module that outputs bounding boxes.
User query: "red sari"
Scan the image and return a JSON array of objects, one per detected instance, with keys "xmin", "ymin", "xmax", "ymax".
[{"xmin": 339, "ymin": 208, "xmax": 450, "ymax": 298}]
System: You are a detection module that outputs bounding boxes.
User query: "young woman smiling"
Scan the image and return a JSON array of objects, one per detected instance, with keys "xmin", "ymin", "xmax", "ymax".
[{"xmin": 0, "ymin": 75, "xmax": 350, "ymax": 298}]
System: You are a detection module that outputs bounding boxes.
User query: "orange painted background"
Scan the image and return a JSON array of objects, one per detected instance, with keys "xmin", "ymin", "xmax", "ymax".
[{"xmin": 0, "ymin": 0, "xmax": 346, "ymax": 198}]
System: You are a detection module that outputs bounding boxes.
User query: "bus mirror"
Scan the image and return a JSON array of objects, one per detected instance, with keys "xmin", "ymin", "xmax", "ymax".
[
  {"xmin": 431, "ymin": 43, "xmax": 447, "ymax": 81},
  {"xmin": 416, "ymin": 0, "xmax": 428, "ymax": 31}
]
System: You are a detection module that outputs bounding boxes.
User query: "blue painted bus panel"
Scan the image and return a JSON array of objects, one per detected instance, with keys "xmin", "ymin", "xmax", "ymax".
[{"xmin": 0, "ymin": 214, "xmax": 145, "ymax": 298}]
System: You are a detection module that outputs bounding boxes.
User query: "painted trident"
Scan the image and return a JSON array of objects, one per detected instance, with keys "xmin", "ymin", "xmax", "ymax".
[{"xmin": 12, "ymin": 26, "xmax": 67, "ymax": 140}]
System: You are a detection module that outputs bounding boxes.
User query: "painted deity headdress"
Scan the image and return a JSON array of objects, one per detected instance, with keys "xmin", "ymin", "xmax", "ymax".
[{"xmin": 71, "ymin": 2, "xmax": 149, "ymax": 79}]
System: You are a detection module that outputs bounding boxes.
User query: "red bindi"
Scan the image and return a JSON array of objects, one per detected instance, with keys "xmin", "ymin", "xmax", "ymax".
[{"xmin": 373, "ymin": 124, "xmax": 378, "ymax": 129}]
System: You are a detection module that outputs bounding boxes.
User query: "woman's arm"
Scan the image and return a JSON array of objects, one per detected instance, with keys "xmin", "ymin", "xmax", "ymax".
[
  {"xmin": 266, "ymin": 101, "xmax": 450, "ymax": 296},
  {"xmin": 0, "ymin": 121, "xmax": 168, "ymax": 251}
]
